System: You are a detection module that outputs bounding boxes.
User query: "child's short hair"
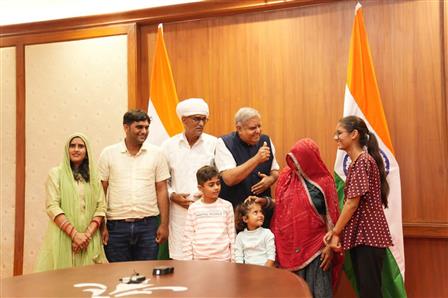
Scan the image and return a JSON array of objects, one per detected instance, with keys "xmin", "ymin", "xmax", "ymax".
[
  {"xmin": 235, "ymin": 196, "xmax": 262, "ymax": 232},
  {"xmin": 196, "ymin": 165, "xmax": 220, "ymax": 185}
]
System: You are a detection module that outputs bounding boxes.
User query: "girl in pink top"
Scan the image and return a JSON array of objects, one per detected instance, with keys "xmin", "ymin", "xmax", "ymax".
[{"xmin": 324, "ymin": 116, "xmax": 393, "ymax": 298}]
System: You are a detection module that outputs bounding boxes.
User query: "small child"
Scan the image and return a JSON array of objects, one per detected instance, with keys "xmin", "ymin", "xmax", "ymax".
[
  {"xmin": 234, "ymin": 196, "xmax": 276, "ymax": 267},
  {"xmin": 182, "ymin": 165, "xmax": 235, "ymax": 261}
]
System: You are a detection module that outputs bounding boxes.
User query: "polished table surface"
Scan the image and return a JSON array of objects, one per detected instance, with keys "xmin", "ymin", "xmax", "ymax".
[{"xmin": 1, "ymin": 260, "xmax": 311, "ymax": 297}]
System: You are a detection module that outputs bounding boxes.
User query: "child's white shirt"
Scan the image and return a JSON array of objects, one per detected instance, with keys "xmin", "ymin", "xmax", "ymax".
[{"xmin": 234, "ymin": 227, "xmax": 275, "ymax": 266}]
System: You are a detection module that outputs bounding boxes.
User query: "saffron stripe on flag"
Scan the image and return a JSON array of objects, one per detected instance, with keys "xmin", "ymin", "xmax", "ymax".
[{"xmin": 148, "ymin": 23, "xmax": 183, "ymax": 146}]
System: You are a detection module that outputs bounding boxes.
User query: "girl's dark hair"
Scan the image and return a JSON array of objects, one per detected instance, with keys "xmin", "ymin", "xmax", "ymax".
[
  {"xmin": 235, "ymin": 196, "xmax": 260, "ymax": 232},
  {"xmin": 339, "ymin": 115, "xmax": 389, "ymax": 208}
]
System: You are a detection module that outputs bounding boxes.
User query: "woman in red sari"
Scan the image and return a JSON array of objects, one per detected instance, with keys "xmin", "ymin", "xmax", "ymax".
[{"xmin": 271, "ymin": 138, "xmax": 343, "ymax": 298}]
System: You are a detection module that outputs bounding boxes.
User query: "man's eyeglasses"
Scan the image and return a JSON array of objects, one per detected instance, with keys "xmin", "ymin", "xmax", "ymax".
[{"xmin": 189, "ymin": 116, "xmax": 208, "ymax": 123}]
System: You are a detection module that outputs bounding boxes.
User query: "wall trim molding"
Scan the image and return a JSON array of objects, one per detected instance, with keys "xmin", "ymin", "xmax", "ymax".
[
  {"xmin": 0, "ymin": 0, "xmax": 336, "ymax": 39},
  {"xmin": 0, "ymin": 24, "xmax": 131, "ymax": 48},
  {"xmin": 403, "ymin": 222, "xmax": 448, "ymax": 239}
]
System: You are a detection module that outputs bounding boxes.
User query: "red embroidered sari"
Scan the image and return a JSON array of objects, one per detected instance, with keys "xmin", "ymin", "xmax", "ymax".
[{"xmin": 271, "ymin": 138, "xmax": 342, "ymax": 288}]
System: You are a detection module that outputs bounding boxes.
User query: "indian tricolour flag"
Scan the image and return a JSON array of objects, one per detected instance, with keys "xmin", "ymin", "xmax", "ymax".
[
  {"xmin": 334, "ymin": 3, "xmax": 407, "ymax": 297},
  {"xmin": 147, "ymin": 24, "xmax": 183, "ymax": 146},
  {"xmin": 147, "ymin": 24, "xmax": 183, "ymax": 259}
]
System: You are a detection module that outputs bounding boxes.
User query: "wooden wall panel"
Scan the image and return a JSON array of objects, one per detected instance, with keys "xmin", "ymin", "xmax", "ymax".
[
  {"xmin": 14, "ymin": 43, "xmax": 25, "ymax": 276},
  {"xmin": 363, "ymin": 0, "xmax": 448, "ymax": 223},
  {"xmin": 444, "ymin": 0, "xmax": 448, "ymax": 148},
  {"xmin": 140, "ymin": 1, "xmax": 448, "ymax": 297},
  {"xmin": 142, "ymin": 0, "xmax": 448, "ymax": 224},
  {"xmin": 404, "ymin": 238, "xmax": 448, "ymax": 297},
  {"xmin": 142, "ymin": 1, "xmax": 354, "ymax": 169}
]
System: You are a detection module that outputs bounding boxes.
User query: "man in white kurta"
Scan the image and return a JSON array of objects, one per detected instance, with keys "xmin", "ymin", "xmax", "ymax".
[{"xmin": 161, "ymin": 98, "xmax": 217, "ymax": 260}]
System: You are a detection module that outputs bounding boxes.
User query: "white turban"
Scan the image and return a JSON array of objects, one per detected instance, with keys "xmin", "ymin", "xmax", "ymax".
[{"xmin": 176, "ymin": 98, "xmax": 209, "ymax": 119}]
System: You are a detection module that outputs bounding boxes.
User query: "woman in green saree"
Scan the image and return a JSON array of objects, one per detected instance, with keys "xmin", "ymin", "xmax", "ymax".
[{"xmin": 35, "ymin": 133, "xmax": 107, "ymax": 272}]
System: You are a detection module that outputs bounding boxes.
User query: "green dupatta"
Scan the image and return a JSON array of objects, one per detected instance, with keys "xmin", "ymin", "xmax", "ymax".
[{"xmin": 35, "ymin": 133, "xmax": 107, "ymax": 272}]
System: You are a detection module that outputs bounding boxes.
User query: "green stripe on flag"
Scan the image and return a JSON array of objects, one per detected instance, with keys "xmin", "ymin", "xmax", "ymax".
[
  {"xmin": 334, "ymin": 172, "xmax": 345, "ymax": 211},
  {"xmin": 382, "ymin": 249, "xmax": 407, "ymax": 298}
]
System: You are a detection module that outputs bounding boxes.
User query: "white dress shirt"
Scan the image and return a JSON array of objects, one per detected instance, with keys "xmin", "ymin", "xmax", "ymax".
[
  {"xmin": 214, "ymin": 137, "xmax": 280, "ymax": 172},
  {"xmin": 98, "ymin": 140, "xmax": 170, "ymax": 220},
  {"xmin": 161, "ymin": 132, "xmax": 217, "ymax": 260}
]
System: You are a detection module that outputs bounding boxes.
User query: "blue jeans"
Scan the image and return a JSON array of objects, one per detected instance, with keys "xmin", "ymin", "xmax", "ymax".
[{"xmin": 105, "ymin": 217, "xmax": 159, "ymax": 262}]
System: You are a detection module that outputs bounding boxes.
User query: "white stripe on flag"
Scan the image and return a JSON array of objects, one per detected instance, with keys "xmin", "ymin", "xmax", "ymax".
[{"xmin": 147, "ymin": 99, "xmax": 170, "ymax": 146}]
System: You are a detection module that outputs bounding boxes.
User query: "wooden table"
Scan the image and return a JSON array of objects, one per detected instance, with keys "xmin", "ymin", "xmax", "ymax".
[{"xmin": 1, "ymin": 260, "xmax": 311, "ymax": 297}]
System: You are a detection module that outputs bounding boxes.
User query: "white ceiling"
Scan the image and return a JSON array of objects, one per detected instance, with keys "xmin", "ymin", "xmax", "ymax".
[{"xmin": 0, "ymin": 0, "xmax": 200, "ymax": 26}]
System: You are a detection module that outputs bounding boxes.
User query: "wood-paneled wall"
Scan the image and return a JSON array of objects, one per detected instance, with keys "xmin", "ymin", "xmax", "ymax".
[
  {"xmin": 142, "ymin": 0, "xmax": 448, "ymax": 224},
  {"xmin": 140, "ymin": 1, "xmax": 448, "ymax": 297},
  {"xmin": 1, "ymin": 0, "xmax": 447, "ymax": 297}
]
